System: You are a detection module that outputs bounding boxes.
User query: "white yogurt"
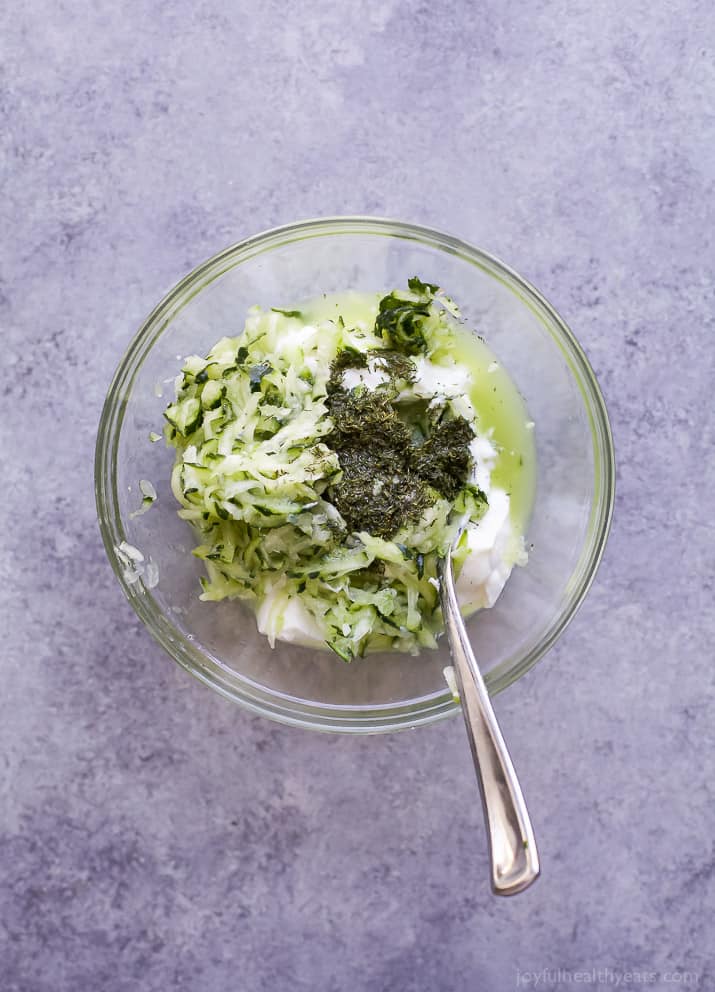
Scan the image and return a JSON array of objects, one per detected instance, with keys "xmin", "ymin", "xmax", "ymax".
[
  {"xmin": 456, "ymin": 488, "xmax": 517, "ymax": 611},
  {"xmin": 256, "ymin": 584, "xmax": 325, "ymax": 648},
  {"xmin": 411, "ymin": 356, "xmax": 470, "ymax": 398},
  {"xmin": 342, "ymin": 365, "xmax": 390, "ymax": 391}
]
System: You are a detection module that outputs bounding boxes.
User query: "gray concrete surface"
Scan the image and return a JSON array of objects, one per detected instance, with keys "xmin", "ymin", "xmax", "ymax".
[{"xmin": 2, "ymin": 1, "xmax": 714, "ymax": 989}]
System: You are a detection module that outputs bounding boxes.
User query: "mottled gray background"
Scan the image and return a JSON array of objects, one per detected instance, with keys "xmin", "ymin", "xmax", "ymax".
[{"xmin": 2, "ymin": 1, "xmax": 714, "ymax": 989}]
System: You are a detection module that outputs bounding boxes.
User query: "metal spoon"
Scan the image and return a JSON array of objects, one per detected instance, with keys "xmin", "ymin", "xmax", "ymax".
[{"xmin": 438, "ymin": 543, "xmax": 540, "ymax": 895}]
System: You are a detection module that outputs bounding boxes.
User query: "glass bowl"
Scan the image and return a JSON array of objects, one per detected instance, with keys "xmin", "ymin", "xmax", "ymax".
[{"xmin": 95, "ymin": 217, "xmax": 614, "ymax": 733}]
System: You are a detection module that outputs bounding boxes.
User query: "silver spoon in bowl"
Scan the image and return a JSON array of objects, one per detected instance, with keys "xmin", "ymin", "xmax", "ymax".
[{"xmin": 438, "ymin": 541, "xmax": 540, "ymax": 895}]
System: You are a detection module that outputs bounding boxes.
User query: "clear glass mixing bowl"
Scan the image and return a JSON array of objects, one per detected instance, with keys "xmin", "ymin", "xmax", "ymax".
[{"xmin": 95, "ymin": 218, "xmax": 614, "ymax": 732}]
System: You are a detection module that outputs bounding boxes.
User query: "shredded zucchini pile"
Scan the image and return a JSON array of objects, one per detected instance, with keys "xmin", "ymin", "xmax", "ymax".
[{"xmin": 163, "ymin": 280, "xmax": 487, "ymax": 659}]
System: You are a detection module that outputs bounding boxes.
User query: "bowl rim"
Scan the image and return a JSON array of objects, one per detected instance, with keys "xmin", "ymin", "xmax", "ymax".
[{"xmin": 95, "ymin": 215, "xmax": 615, "ymax": 733}]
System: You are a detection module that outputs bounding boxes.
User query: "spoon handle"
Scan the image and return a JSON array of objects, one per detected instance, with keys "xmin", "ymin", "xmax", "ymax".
[{"xmin": 439, "ymin": 551, "xmax": 540, "ymax": 895}]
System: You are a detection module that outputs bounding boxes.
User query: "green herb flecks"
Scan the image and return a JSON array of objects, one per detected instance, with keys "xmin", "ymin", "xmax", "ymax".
[
  {"xmin": 326, "ymin": 346, "xmax": 417, "ymax": 399},
  {"xmin": 326, "ymin": 348, "xmax": 368, "ymax": 396},
  {"xmin": 371, "ymin": 349, "xmax": 417, "ymax": 384},
  {"xmin": 324, "ymin": 337, "xmax": 475, "ymax": 536},
  {"xmin": 411, "ymin": 417, "xmax": 475, "ymax": 500},
  {"xmin": 325, "ymin": 388, "xmax": 432, "ymax": 538}
]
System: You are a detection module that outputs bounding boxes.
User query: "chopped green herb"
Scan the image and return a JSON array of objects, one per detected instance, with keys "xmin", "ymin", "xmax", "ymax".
[
  {"xmin": 326, "ymin": 349, "xmax": 367, "ymax": 396},
  {"xmin": 411, "ymin": 417, "xmax": 475, "ymax": 500},
  {"xmin": 371, "ymin": 349, "xmax": 417, "ymax": 383},
  {"xmin": 324, "ymin": 362, "xmax": 474, "ymax": 536}
]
